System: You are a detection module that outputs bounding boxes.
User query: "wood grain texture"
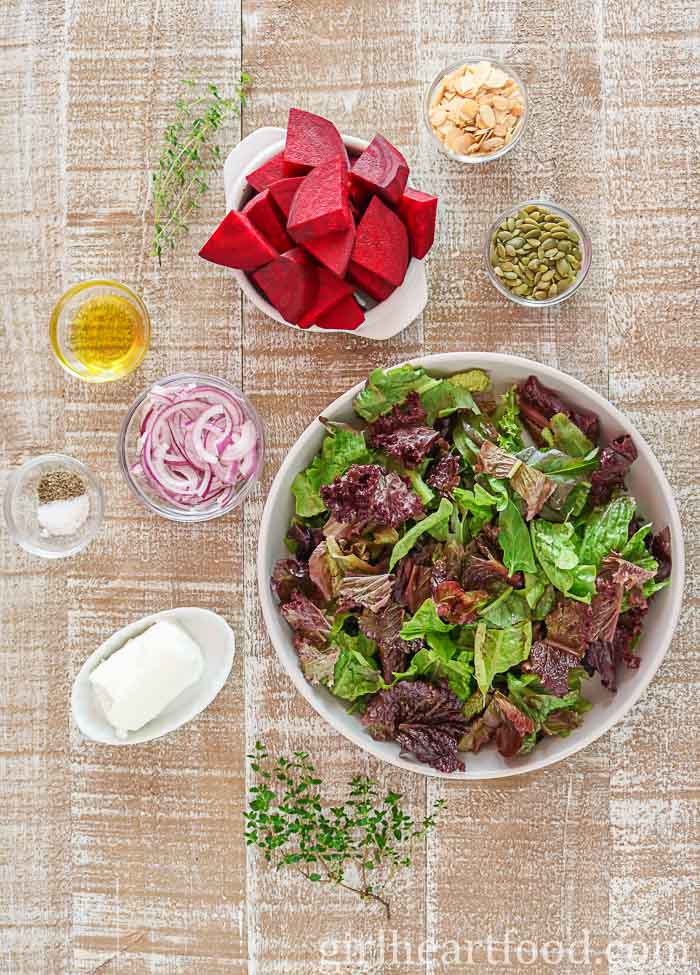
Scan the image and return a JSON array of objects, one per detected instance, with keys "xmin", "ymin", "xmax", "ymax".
[{"xmin": 1, "ymin": 1, "xmax": 698, "ymax": 973}]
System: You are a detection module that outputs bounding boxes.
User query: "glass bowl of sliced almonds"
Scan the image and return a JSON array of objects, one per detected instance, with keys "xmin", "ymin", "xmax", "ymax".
[
  {"xmin": 424, "ymin": 57, "xmax": 528, "ymax": 163},
  {"xmin": 484, "ymin": 199, "xmax": 592, "ymax": 306}
]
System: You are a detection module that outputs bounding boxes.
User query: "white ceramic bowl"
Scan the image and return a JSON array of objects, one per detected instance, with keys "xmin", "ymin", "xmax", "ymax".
[
  {"xmin": 71, "ymin": 607, "xmax": 235, "ymax": 745},
  {"xmin": 223, "ymin": 127, "xmax": 428, "ymax": 341},
  {"xmin": 258, "ymin": 352, "xmax": 684, "ymax": 779}
]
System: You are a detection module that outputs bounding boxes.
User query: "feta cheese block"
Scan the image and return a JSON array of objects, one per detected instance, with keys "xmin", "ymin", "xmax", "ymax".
[{"xmin": 89, "ymin": 619, "xmax": 205, "ymax": 739}]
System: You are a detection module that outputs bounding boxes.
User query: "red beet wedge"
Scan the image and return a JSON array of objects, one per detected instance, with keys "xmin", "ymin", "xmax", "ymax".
[
  {"xmin": 242, "ymin": 189, "xmax": 293, "ymax": 254},
  {"xmin": 297, "ymin": 267, "xmax": 353, "ymax": 329},
  {"xmin": 246, "ymin": 151, "xmax": 307, "ymax": 193},
  {"xmin": 316, "ymin": 294, "xmax": 365, "ymax": 331},
  {"xmin": 251, "ymin": 248, "xmax": 319, "ymax": 326},
  {"xmin": 268, "ymin": 177, "xmax": 306, "ymax": 218},
  {"xmin": 348, "ymin": 262, "xmax": 396, "ymax": 302},
  {"xmin": 398, "ymin": 187, "xmax": 438, "ymax": 260},
  {"xmin": 350, "ymin": 133, "xmax": 409, "ymax": 207},
  {"xmin": 284, "ymin": 108, "xmax": 348, "ymax": 170},
  {"xmin": 351, "ymin": 195, "xmax": 409, "ymax": 287},
  {"xmin": 302, "ymin": 223, "xmax": 356, "ymax": 277},
  {"xmin": 287, "ymin": 156, "xmax": 352, "ymax": 244},
  {"xmin": 199, "ymin": 210, "xmax": 278, "ymax": 271}
]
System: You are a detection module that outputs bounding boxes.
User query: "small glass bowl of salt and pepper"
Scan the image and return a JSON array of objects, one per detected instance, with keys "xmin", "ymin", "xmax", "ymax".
[{"xmin": 4, "ymin": 454, "xmax": 103, "ymax": 558}]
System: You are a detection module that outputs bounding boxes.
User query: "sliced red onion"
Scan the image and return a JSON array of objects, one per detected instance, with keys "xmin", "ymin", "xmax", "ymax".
[{"xmin": 133, "ymin": 381, "xmax": 260, "ymax": 510}]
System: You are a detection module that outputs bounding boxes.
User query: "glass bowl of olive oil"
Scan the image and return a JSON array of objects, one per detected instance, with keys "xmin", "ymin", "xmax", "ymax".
[{"xmin": 50, "ymin": 280, "xmax": 150, "ymax": 382}]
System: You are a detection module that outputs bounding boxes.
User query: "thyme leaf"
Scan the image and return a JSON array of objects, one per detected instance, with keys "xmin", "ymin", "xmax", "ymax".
[{"xmin": 151, "ymin": 74, "xmax": 250, "ymax": 264}]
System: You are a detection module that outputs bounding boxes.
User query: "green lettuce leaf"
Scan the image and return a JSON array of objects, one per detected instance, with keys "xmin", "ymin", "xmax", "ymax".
[
  {"xmin": 449, "ymin": 369, "xmax": 491, "ymax": 392},
  {"xmin": 493, "ymin": 385, "xmax": 524, "ymax": 453},
  {"xmin": 474, "ymin": 620, "xmax": 532, "ymax": 696},
  {"xmin": 329, "ymin": 622, "xmax": 384, "ymax": 701},
  {"xmin": 399, "ymin": 597, "xmax": 455, "ymax": 640},
  {"xmin": 579, "ymin": 495, "xmax": 636, "ymax": 567},
  {"xmin": 530, "ymin": 521, "xmax": 596, "ymax": 603},
  {"xmin": 332, "ymin": 649, "xmax": 384, "ymax": 701},
  {"xmin": 547, "ymin": 413, "xmax": 594, "ymax": 457},
  {"xmin": 499, "ymin": 498, "xmax": 537, "ymax": 574},
  {"xmin": 392, "ymin": 639, "xmax": 474, "ymax": 701},
  {"xmin": 518, "ymin": 445, "xmax": 599, "ymax": 476},
  {"xmin": 621, "ymin": 522, "xmax": 659, "ymax": 574},
  {"xmin": 421, "ymin": 379, "xmax": 479, "ymax": 423},
  {"xmin": 478, "ymin": 587, "xmax": 531, "ymax": 627},
  {"xmin": 353, "ymin": 364, "xmax": 439, "ymax": 421},
  {"xmin": 522, "ymin": 573, "xmax": 557, "ymax": 619},
  {"xmin": 389, "ymin": 498, "xmax": 453, "ymax": 570},
  {"xmin": 291, "ymin": 459, "xmax": 324, "ymax": 517}
]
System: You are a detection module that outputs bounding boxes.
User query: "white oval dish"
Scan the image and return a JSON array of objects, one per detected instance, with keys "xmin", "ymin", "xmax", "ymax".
[
  {"xmin": 71, "ymin": 607, "xmax": 235, "ymax": 745},
  {"xmin": 258, "ymin": 352, "xmax": 685, "ymax": 779},
  {"xmin": 222, "ymin": 126, "xmax": 428, "ymax": 341}
]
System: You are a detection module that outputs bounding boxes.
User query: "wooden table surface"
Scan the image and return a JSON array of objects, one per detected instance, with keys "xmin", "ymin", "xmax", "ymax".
[{"xmin": 2, "ymin": 1, "xmax": 698, "ymax": 973}]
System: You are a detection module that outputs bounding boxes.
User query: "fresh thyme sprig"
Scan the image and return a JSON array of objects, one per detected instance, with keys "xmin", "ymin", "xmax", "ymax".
[
  {"xmin": 244, "ymin": 742, "xmax": 445, "ymax": 919},
  {"xmin": 151, "ymin": 74, "xmax": 250, "ymax": 264}
]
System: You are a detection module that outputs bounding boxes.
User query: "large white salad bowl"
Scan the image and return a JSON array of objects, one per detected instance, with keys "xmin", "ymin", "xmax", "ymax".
[{"xmin": 258, "ymin": 353, "xmax": 684, "ymax": 779}]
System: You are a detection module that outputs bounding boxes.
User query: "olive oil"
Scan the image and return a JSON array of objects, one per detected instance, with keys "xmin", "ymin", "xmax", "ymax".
[
  {"xmin": 68, "ymin": 294, "xmax": 145, "ymax": 375},
  {"xmin": 50, "ymin": 280, "xmax": 150, "ymax": 382}
]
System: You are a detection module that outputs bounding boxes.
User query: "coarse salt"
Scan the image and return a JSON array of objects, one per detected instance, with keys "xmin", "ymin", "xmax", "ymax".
[{"xmin": 37, "ymin": 494, "xmax": 90, "ymax": 536}]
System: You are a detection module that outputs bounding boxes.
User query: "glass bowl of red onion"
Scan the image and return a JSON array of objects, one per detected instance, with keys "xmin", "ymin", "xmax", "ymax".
[{"xmin": 117, "ymin": 373, "xmax": 264, "ymax": 522}]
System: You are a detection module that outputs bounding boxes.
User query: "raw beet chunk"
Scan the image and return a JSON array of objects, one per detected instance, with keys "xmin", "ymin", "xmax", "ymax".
[
  {"xmin": 351, "ymin": 195, "xmax": 409, "ymax": 287},
  {"xmin": 351, "ymin": 133, "xmax": 409, "ymax": 207},
  {"xmin": 287, "ymin": 156, "xmax": 352, "ymax": 244},
  {"xmin": 251, "ymin": 248, "xmax": 319, "ymax": 325},
  {"xmin": 199, "ymin": 210, "xmax": 278, "ymax": 270},
  {"xmin": 302, "ymin": 224, "xmax": 356, "ymax": 277},
  {"xmin": 242, "ymin": 189, "xmax": 293, "ymax": 254},
  {"xmin": 398, "ymin": 187, "xmax": 438, "ymax": 259},
  {"xmin": 348, "ymin": 261, "xmax": 397, "ymax": 302},
  {"xmin": 315, "ymin": 294, "xmax": 365, "ymax": 330},
  {"xmin": 284, "ymin": 108, "xmax": 348, "ymax": 170},
  {"xmin": 268, "ymin": 177, "xmax": 306, "ymax": 218},
  {"xmin": 246, "ymin": 151, "xmax": 307, "ymax": 193},
  {"xmin": 287, "ymin": 256, "xmax": 353, "ymax": 328}
]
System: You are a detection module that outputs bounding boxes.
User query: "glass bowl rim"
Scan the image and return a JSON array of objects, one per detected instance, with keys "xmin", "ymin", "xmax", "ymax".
[
  {"xmin": 423, "ymin": 55, "xmax": 529, "ymax": 165},
  {"xmin": 482, "ymin": 198, "xmax": 592, "ymax": 307},
  {"xmin": 3, "ymin": 452, "xmax": 104, "ymax": 558},
  {"xmin": 49, "ymin": 278, "xmax": 151, "ymax": 384},
  {"xmin": 117, "ymin": 371, "xmax": 265, "ymax": 523}
]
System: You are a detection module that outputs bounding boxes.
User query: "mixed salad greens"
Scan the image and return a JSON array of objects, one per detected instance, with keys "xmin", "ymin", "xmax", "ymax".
[{"xmin": 272, "ymin": 364, "xmax": 672, "ymax": 773}]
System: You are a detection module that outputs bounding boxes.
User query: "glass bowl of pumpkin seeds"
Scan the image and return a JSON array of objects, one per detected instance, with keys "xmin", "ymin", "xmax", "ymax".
[{"xmin": 484, "ymin": 200, "xmax": 592, "ymax": 306}]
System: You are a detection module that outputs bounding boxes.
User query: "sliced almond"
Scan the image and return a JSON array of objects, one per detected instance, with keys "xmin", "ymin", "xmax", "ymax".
[
  {"xmin": 430, "ymin": 107, "xmax": 447, "ymax": 126},
  {"xmin": 510, "ymin": 102, "xmax": 523, "ymax": 117},
  {"xmin": 482, "ymin": 137, "xmax": 505, "ymax": 151},
  {"xmin": 478, "ymin": 104, "xmax": 496, "ymax": 128},
  {"xmin": 451, "ymin": 131, "xmax": 475, "ymax": 154},
  {"xmin": 471, "ymin": 60, "xmax": 491, "ymax": 87},
  {"xmin": 447, "ymin": 96, "xmax": 466, "ymax": 121},
  {"xmin": 492, "ymin": 95, "xmax": 510, "ymax": 111},
  {"xmin": 456, "ymin": 74, "xmax": 476, "ymax": 96},
  {"xmin": 493, "ymin": 123, "xmax": 508, "ymax": 137},
  {"xmin": 485, "ymin": 68, "xmax": 508, "ymax": 89}
]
